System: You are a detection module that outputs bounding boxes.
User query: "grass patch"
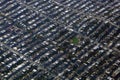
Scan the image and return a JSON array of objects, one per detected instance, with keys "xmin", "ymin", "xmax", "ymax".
[{"xmin": 71, "ymin": 37, "xmax": 79, "ymax": 44}]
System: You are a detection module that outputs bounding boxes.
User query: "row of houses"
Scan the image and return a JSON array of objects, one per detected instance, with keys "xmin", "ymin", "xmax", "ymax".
[{"xmin": 0, "ymin": 0, "xmax": 120, "ymax": 80}]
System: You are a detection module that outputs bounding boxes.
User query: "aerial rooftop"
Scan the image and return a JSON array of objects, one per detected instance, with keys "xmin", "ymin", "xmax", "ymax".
[{"xmin": 0, "ymin": 0, "xmax": 120, "ymax": 80}]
